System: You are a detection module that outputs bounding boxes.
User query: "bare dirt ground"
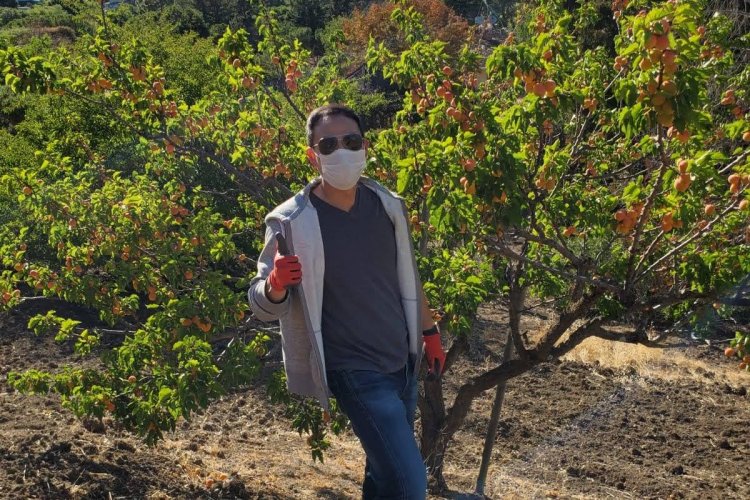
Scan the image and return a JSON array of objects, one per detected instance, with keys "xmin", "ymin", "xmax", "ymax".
[{"xmin": 1, "ymin": 301, "xmax": 749, "ymax": 500}]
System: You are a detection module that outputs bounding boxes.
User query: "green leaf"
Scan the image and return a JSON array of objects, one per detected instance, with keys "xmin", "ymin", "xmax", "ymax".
[
  {"xmin": 158, "ymin": 387, "xmax": 174, "ymax": 403},
  {"xmin": 396, "ymin": 168, "xmax": 412, "ymax": 194}
]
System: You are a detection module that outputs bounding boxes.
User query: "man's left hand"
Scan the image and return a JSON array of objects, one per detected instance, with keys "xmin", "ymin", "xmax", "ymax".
[{"xmin": 423, "ymin": 325, "xmax": 446, "ymax": 379}]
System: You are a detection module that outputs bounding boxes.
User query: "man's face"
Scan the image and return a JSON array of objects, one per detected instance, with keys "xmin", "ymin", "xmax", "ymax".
[{"xmin": 306, "ymin": 115, "xmax": 366, "ymax": 173}]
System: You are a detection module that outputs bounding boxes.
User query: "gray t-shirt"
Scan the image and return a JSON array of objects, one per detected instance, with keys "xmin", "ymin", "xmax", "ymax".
[{"xmin": 310, "ymin": 182, "xmax": 409, "ymax": 373}]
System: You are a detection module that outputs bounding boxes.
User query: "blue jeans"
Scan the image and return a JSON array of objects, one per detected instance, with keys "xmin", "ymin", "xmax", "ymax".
[{"xmin": 327, "ymin": 361, "xmax": 427, "ymax": 500}]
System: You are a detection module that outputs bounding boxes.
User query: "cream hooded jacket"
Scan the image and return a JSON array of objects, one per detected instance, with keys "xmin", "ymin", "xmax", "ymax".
[{"xmin": 247, "ymin": 177, "xmax": 425, "ymax": 409}]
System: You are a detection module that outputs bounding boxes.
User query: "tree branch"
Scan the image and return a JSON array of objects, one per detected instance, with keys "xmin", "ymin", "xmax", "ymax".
[
  {"xmin": 487, "ymin": 241, "xmax": 620, "ymax": 293},
  {"xmin": 507, "ymin": 247, "xmax": 529, "ymax": 358},
  {"xmin": 548, "ymin": 317, "xmax": 606, "ymax": 359},
  {"xmin": 625, "ymin": 128, "xmax": 668, "ymax": 291},
  {"xmin": 534, "ymin": 292, "xmax": 601, "ymax": 358},
  {"xmin": 260, "ymin": 83, "xmax": 306, "ymax": 123},
  {"xmin": 442, "ymin": 358, "xmax": 532, "ymax": 438},
  {"xmin": 718, "ymin": 150, "xmax": 749, "ymax": 176},
  {"xmin": 636, "ymin": 192, "xmax": 746, "ymax": 282},
  {"xmin": 442, "ymin": 291, "xmax": 601, "ymax": 439},
  {"xmin": 515, "ymin": 226, "xmax": 581, "ymax": 267},
  {"xmin": 633, "ymin": 227, "xmax": 666, "ymax": 276},
  {"xmin": 442, "ymin": 329, "xmax": 467, "ymax": 375}
]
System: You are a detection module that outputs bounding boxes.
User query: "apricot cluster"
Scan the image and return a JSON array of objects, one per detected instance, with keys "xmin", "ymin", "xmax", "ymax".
[
  {"xmin": 284, "ymin": 60, "xmax": 301, "ymax": 93},
  {"xmin": 614, "ymin": 203, "xmax": 644, "ymax": 234}
]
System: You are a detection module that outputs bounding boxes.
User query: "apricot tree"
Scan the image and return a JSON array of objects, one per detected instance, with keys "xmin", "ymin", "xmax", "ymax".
[
  {"xmin": 368, "ymin": 0, "xmax": 749, "ymax": 489},
  {"xmin": 0, "ymin": 3, "xmax": 356, "ymax": 450}
]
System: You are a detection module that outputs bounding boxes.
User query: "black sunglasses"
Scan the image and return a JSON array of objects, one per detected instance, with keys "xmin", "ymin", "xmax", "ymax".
[{"xmin": 313, "ymin": 133, "xmax": 364, "ymax": 155}]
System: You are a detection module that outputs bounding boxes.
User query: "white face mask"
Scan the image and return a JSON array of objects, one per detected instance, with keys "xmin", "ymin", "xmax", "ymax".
[{"xmin": 317, "ymin": 148, "xmax": 366, "ymax": 190}]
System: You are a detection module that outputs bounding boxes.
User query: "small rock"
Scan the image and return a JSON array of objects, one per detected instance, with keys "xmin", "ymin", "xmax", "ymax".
[
  {"xmin": 224, "ymin": 478, "xmax": 249, "ymax": 498},
  {"xmin": 82, "ymin": 418, "xmax": 105, "ymax": 434},
  {"xmin": 114, "ymin": 440, "xmax": 135, "ymax": 452},
  {"xmin": 55, "ymin": 441, "xmax": 72, "ymax": 454},
  {"xmin": 718, "ymin": 439, "xmax": 732, "ymax": 450},
  {"xmin": 82, "ymin": 444, "xmax": 98, "ymax": 456},
  {"xmin": 566, "ymin": 466, "xmax": 581, "ymax": 477},
  {"xmin": 670, "ymin": 465, "xmax": 684, "ymax": 475}
]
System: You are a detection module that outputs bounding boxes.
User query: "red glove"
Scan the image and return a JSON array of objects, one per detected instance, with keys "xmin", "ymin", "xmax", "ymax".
[
  {"xmin": 267, "ymin": 254, "xmax": 302, "ymax": 292},
  {"xmin": 423, "ymin": 325, "xmax": 446, "ymax": 378}
]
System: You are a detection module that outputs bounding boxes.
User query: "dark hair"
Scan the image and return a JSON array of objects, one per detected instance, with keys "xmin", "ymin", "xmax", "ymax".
[{"xmin": 306, "ymin": 103, "xmax": 364, "ymax": 147}]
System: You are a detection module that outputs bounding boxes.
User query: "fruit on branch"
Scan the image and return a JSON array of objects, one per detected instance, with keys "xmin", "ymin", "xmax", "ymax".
[
  {"xmin": 674, "ymin": 174, "xmax": 692, "ymax": 192},
  {"xmin": 677, "ymin": 159, "xmax": 688, "ymax": 174},
  {"xmin": 720, "ymin": 90, "xmax": 735, "ymax": 106}
]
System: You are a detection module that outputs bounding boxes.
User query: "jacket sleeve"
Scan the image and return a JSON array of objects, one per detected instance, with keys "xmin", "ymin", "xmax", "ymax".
[{"xmin": 248, "ymin": 224, "xmax": 291, "ymax": 322}]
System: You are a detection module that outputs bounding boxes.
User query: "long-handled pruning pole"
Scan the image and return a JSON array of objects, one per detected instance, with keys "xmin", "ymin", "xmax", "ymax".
[{"xmin": 475, "ymin": 330, "xmax": 515, "ymax": 497}]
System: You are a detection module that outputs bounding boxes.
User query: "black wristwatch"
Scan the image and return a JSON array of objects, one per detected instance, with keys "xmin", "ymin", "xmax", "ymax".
[{"xmin": 422, "ymin": 324, "xmax": 439, "ymax": 336}]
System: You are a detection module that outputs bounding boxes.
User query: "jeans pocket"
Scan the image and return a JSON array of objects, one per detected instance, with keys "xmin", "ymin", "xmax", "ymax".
[
  {"xmin": 343, "ymin": 369, "xmax": 389, "ymax": 393},
  {"xmin": 327, "ymin": 369, "xmax": 367, "ymax": 399},
  {"xmin": 326, "ymin": 370, "xmax": 365, "ymax": 423},
  {"xmin": 326, "ymin": 370, "xmax": 342, "ymax": 395}
]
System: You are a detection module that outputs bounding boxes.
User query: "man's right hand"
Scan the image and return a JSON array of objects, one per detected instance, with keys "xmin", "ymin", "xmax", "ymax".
[{"xmin": 266, "ymin": 253, "xmax": 302, "ymax": 300}]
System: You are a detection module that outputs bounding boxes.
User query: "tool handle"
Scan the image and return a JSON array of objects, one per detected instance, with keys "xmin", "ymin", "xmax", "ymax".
[{"xmin": 275, "ymin": 232, "xmax": 290, "ymax": 256}]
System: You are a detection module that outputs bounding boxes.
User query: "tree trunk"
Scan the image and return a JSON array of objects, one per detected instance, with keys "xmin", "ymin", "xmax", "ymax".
[
  {"xmin": 420, "ymin": 376, "xmax": 449, "ymax": 493},
  {"xmin": 418, "ymin": 332, "xmax": 467, "ymax": 493},
  {"xmin": 421, "ymin": 357, "xmax": 532, "ymax": 493},
  {"xmin": 418, "ymin": 293, "xmax": 601, "ymax": 493}
]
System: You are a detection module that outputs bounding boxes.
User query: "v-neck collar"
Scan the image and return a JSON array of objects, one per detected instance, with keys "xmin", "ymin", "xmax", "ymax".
[{"xmin": 311, "ymin": 183, "xmax": 361, "ymax": 215}]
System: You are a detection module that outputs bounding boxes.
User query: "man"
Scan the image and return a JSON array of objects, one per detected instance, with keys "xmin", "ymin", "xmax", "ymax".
[{"xmin": 247, "ymin": 103, "xmax": 446, "ymax": 499}]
